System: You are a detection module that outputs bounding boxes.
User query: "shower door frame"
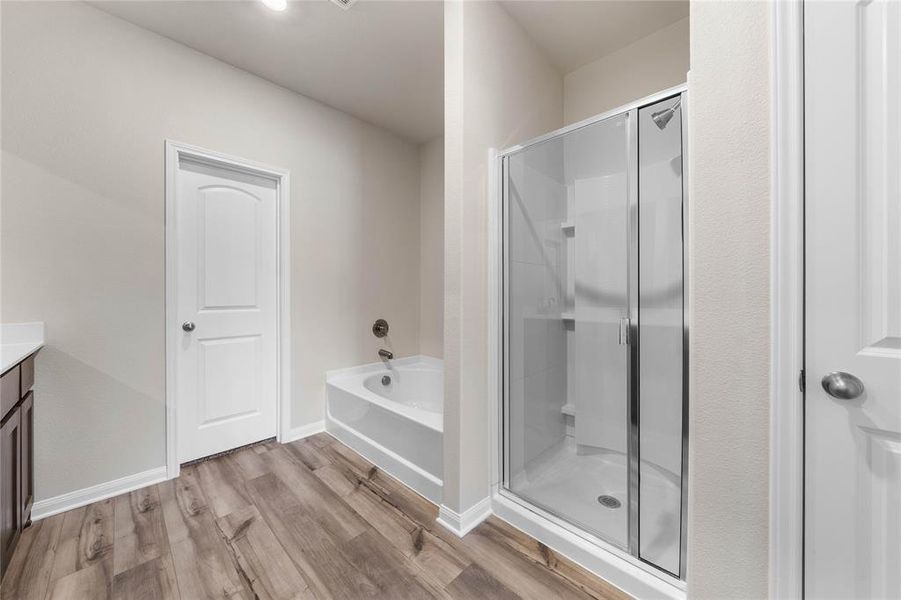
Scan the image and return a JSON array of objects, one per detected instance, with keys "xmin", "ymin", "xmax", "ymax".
[{"xmin": 490, "ymin": 83, "xmax": 689, "ymax": 588}]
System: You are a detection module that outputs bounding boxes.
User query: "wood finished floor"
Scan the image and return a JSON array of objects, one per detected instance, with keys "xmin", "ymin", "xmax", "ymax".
[{"xmin": 1, "ymin": 433, "xmax": 632, "ymax": 600}]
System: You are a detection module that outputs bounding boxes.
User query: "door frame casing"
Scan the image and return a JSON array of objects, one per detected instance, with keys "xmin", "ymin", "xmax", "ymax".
[
  {"xmin": 770, "ymin": 1, "xmax": 805, "ymax": 598},
  {"xmin": 164, "ymin": 140, "xmax": 292, "ymax": 479}
]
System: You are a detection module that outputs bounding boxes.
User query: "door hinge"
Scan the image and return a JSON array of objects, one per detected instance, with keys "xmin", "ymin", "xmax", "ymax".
[{"xmin": 798, "ymin": 369, "xmax": 806, "ymax": 393}]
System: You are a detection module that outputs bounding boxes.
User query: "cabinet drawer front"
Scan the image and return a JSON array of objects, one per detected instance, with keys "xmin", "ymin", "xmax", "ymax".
[
  {"xmin": 0, "ymin": 367, "xmax": 19, "ymax": 423},
  {"xmin": 19, "ymin": 355, "xmax": 34, "ymax": 398}
]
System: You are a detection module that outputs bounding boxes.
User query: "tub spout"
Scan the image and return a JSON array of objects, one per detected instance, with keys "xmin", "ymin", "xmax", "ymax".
[{"xmin": 378, "ymin": 349, "xmax": 393, "ymax": 360}]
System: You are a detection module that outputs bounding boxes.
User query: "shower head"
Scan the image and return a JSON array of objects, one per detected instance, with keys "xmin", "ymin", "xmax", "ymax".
[{"xmin": 651, "ymin": 98, "xmax": 682, "ymax": 130}]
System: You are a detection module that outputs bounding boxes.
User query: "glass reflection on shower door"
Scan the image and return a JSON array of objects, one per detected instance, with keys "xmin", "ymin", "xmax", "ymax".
[{"xmin": 503, "ymin": 113, "xmax": 631, "ymax": 550}]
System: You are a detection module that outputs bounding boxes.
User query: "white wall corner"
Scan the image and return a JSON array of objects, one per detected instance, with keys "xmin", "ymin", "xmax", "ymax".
[
  {"xmin": 283, "ymin": 420, "xmax": 326, "ymax": 444},
  {"xmin": 436, "ymin": 496, "xmax": 492, "ymax": 537},
  {"xmin": 31, "ymin": 466, "xmax": 168, "ymax": 522}
]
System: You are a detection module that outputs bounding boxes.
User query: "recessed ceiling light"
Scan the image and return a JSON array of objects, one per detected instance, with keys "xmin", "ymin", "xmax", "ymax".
[{"xmin": 260, "ymin": 0, "xmax": 287, "ymax": 11}]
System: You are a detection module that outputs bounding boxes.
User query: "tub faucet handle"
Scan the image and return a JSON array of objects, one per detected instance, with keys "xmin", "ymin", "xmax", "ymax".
[{"xmin": 372, "ymin": 319, "xmax": 389, "ymax": 338}]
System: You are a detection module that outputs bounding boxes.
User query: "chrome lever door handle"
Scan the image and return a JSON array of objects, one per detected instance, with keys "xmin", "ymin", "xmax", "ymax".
[
  {"xmin": 821, "ymin": 371, "xmax": 864, "ymax": 400},
  {"xmin": 182, "ymin": 321, "xmax": 196, "ymax": 332}
]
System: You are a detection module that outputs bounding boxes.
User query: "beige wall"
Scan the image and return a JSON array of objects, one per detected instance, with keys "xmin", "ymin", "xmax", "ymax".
[
  {"xmin": 419, "ymin": 137, "xmax": 444, "ymax": 359},
  {"xmin": 564, "ymin": 17, "xmax": 690, "ymax": 125},
  {"xmin": 1, "ymin": 1, "xmax": 422, "ymax": 500},
  {"xmin": 687, "ymin": 1, "xmax": 771, "ymax": 597},
  {"xmin": 443, "ymin": 0, "xmax": 563, "ymax": 513}
]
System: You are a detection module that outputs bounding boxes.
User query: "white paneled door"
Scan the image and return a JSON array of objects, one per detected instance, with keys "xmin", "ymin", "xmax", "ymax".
[
  {"xmin": 174, "ymin": 156, "xmax": 278, "ymax": 463},
  {"xmin": 805, "ymin": 1, "xmax": 901, "ymax": 598}
]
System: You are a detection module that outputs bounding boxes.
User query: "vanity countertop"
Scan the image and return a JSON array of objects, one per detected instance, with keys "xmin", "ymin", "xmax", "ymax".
[{"xmin": 1, "ymin": 322, "xmax": 45, "ymax": 374}]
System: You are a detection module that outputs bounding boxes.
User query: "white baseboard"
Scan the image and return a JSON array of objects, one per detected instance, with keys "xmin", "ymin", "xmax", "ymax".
[
  {"xmin": 33, "ymin": 422, "xmax": 323, "ymax": 523},
  {"xmin": 436, "ymin": 496, "xmax": 492, "ymax": 537},
  {"xmin": 32, "ymin": 466, "xmax": 168, "ymax": 521},
  {"xmin": 282, "ymin": 420, "xmax": 325, "ymax": 443}
]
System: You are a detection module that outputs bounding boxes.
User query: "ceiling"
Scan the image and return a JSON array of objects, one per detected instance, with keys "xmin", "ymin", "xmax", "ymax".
[
  {"xmin": 91, "ymin": 0, "xmax": 444, "ymax": 143},
  {"xmin": 500, "ymin": 1, "xmax": 689, "ymax": 73},
  {"xmin": 92, "ymin": 1, "xmax": 688, "ymax": 144}
]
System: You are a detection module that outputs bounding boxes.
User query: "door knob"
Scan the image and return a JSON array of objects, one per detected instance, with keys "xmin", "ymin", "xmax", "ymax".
[
  {"xmin": 821, "ymin": 371, "xmax": 865, "ymax": 400},
  {"xmin": 182, "ymin": 321, "xmax": 196, "ymax": 332}
]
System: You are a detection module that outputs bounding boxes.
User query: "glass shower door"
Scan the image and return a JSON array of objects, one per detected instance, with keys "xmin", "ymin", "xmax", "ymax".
[
  {"xmin": 503, "ymin": 113, "xmax": 632, "ymax": 550},
  {"xmin": 500, "ymin": 91, "xmax": 687, "ymax": 579}
]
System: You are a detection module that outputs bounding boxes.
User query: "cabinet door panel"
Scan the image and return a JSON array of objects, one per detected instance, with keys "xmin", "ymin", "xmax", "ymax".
[{"xmin": 0, "ymin": 410, "xmax": 21, "ymax": 579}]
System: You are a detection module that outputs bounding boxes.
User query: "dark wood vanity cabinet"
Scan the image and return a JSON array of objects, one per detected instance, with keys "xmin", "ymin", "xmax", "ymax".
[{"xmin": 0, "ymin": 352, "xmax": 37, "ymax": 580}]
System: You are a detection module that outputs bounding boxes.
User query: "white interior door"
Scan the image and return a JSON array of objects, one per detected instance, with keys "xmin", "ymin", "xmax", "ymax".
[
  {"xmin": 805, "ymin": 1, "xmax": 901, "ymax": 598},
  {"xmin": 174, "ymin": 156, "xmax": 278, "ymax": 463}
]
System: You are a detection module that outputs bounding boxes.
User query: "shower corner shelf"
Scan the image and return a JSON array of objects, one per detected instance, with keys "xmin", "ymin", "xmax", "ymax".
[
  {"xmin": 560, "ymin": 221, "xmax": 575, "ymax": 233},
  {"xmin": 561, "ymin": 312, "xmax": 575, "ymax": 321}
]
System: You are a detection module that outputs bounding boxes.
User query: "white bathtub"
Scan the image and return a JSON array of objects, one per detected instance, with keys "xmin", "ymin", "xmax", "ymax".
[{"xmin": 325, "ymin": 355, "xmax": 443, "ymax": 503}]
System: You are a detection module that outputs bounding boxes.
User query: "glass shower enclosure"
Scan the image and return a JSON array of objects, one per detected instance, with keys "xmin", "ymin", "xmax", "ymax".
[{"xmin": 499, "ymin": 90, "xmax": 687, "ymax": 578}]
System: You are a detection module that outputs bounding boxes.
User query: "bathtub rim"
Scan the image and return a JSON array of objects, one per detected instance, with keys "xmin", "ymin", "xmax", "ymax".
[
  {"xmin": 325, "ymin": 354, "xmax": 443, "ymax": 379},
  {"xmin": 326, "ymin": 355, "xmax": 443, "ymax": 433}
]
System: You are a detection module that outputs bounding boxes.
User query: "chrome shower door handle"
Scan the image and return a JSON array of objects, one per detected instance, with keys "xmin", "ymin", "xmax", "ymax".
[
  {"xmin": 821, "ymin": 371, "xmax": 865, "ymax": 400},
  {"xmin": 618, "ymin": 317, "xmax": 631, "ymax": 345}
]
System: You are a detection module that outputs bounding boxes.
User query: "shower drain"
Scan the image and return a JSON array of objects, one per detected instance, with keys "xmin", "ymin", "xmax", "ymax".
[{"xmin": 597, "ymin": 495, "xmax": 622, "ymax": 509}]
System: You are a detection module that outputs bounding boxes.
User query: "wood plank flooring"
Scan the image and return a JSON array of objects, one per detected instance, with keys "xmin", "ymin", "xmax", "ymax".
[{"xmin": 1, "ymin": 433, "xmax": 632, "ymax": 600}]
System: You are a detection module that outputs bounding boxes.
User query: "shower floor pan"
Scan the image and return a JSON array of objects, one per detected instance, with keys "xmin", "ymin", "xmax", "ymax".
[{"xmin": 509, "ymin": 436, "xmax": 680, "ymax": 571}]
